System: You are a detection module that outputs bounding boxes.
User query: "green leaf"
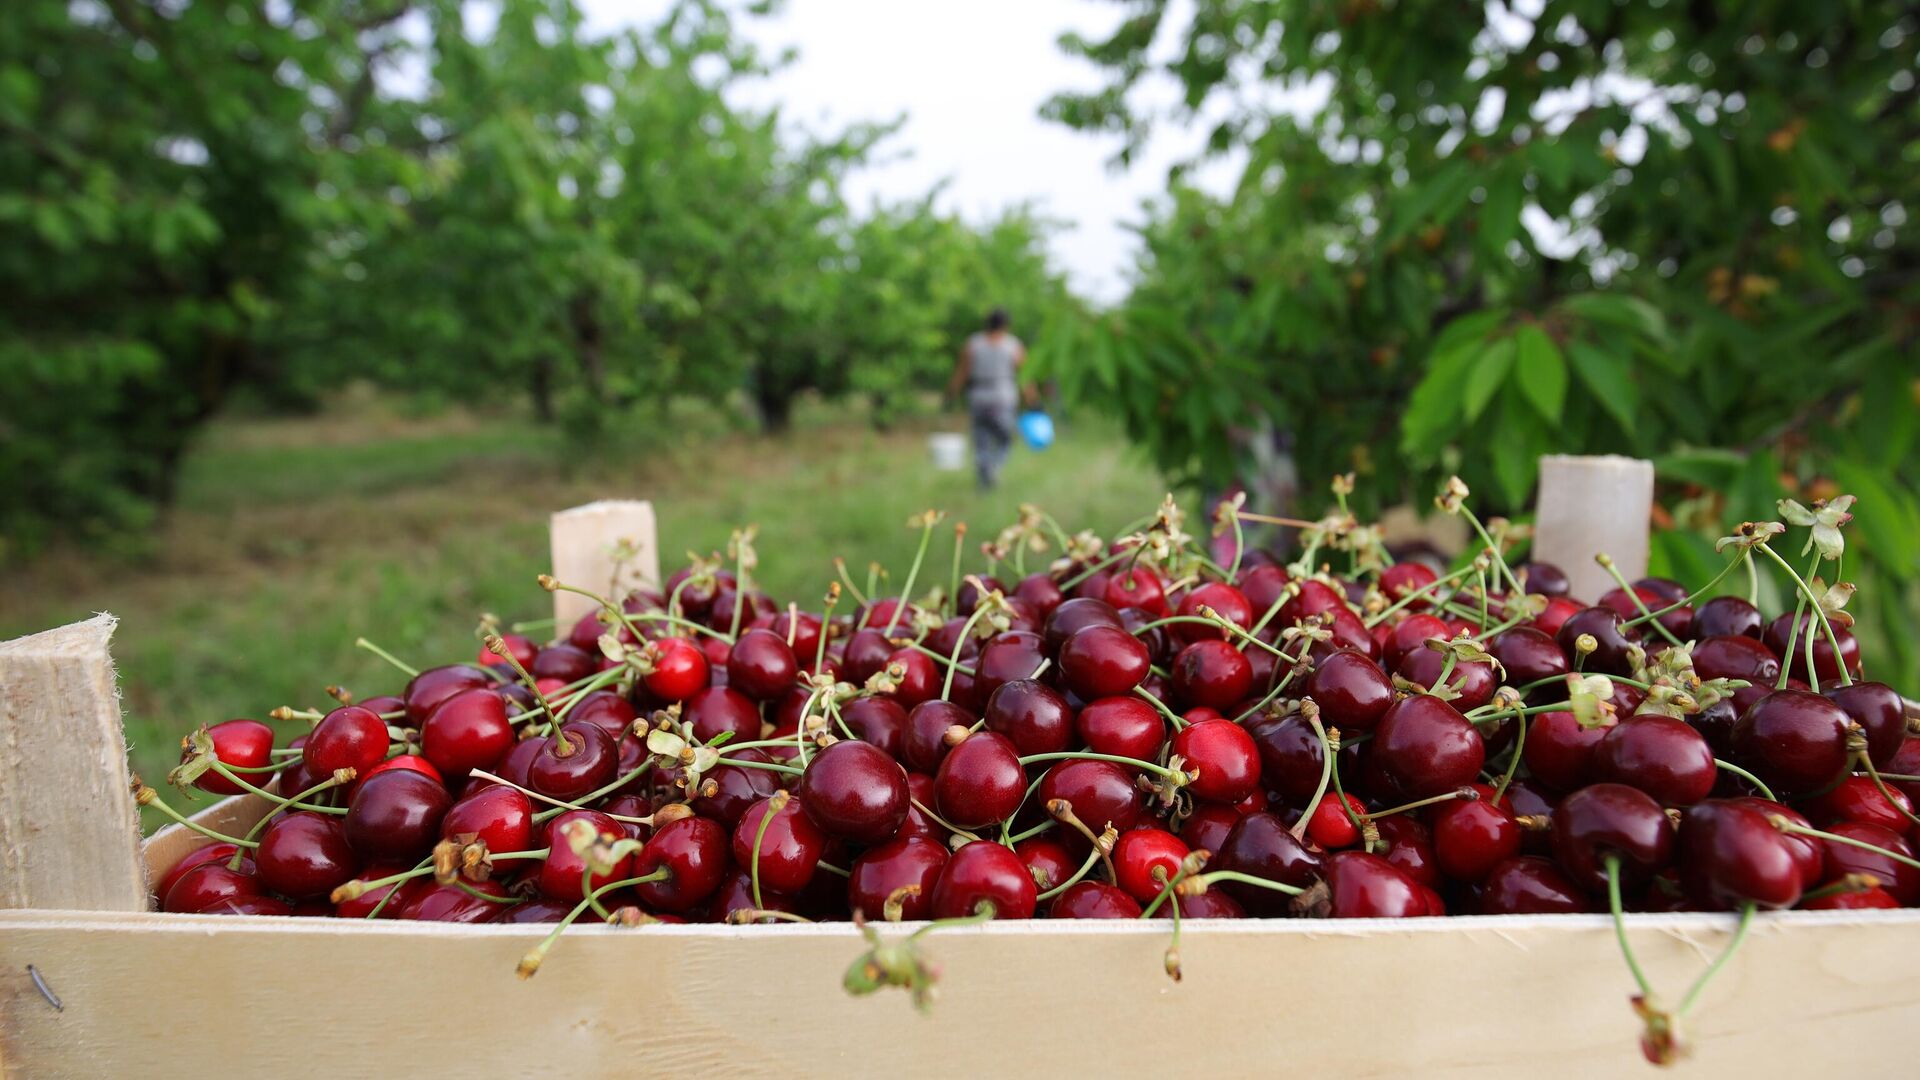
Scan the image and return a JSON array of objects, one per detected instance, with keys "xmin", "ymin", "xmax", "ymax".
[
  {"xmin": 1560, "ymin": 293, "xmax": 1669, "ymax": 344},
  {"xmin": 1400, "ymin": 341, "xmax": 1479, "ymax": 458},
  {"xmin": 1564, "ymin": 341, "xmax": 1638, "ymax": 434},
  {"xmin": 1462, "ymin": 337, "xmax": 1515, "ymax": 422},
  {"xmin": 1479, "ymin": 169, "xmax": 1523, "ymax": 254},
  {"xmin": 1491, "ymin": 393, "xmax": 1538, "ymax": 507},
  {"xmin": 1513, "ymin": 324, "xmax": 1567, "ymax": 421},
  {"xmin": 1382, "ymin": 160, "xmax": 1475, "ymax": 246}
]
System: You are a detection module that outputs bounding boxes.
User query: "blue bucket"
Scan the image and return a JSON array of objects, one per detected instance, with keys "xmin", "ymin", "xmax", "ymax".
[{"xmin": 1017, "ymin": 410, "xmax": 1055, "ymax": 450}]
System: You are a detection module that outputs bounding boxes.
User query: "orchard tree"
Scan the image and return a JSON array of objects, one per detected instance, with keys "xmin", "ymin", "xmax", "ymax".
[{"xmin": 1043, "ymin": 0, "xmax": 1920, "ymax": 678}]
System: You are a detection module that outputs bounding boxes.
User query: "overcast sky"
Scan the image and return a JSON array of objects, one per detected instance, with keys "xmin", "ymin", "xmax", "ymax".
[{"xmin": 576, "ymin": 0, "xmax": 1245, "ymax": 304}]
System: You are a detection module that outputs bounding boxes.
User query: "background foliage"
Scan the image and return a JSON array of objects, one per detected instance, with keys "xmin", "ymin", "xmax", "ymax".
[{"xmin": 1042, "ymin": 0, "xmax": 1920, "ymax": 683}]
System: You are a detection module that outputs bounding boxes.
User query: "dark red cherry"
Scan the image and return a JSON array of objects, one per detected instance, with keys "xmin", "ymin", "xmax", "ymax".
[
  {"xmin": 1010, "ymin": 573, "xmax": 1065, "ymax": 621},
  {"xmin": 1278, "ymin": 579, "xmax": 1349, "ymax": 632},
  {"xmin": 1886, "ymin": 738, "xmax": 1920, "ymax": 807},
  {"xmin": 1826, "ymin": 681, "xmax": 1906, "ymax": 768},
  {"xmin": 685, "ymin": 749, "xmax": 776, "ymax": 825},
  {"xmin": 727, "ymin": 628, "xmax": 799, "ymax": 701},
  {"xmin": 1365, "ymin": 695, "xmax": 1485, "ymax": 802},
  {"xmin": 983, "ymin": 678, "xmax": 1074, "ymax": 756},
  {"xmin": 973, "ymin": 631, "xmax": 1050, "ymax": 703},
  {"xmin": 1431, "ymin": 798, "xmax": 1522, "ymax": 883},
  {"xmin": 1049, "ymin": 880, "xmax": 1143, "ymax": 918},
  {"xmin": 1731, "ymin": 689, "xmax": 1850, "ymax": 797},
  {"xmin": 882, "ymin": 647, "xmax": 939, "ymax": 707},
  {"xmin": 633, "ymin": 815, "xmax": 729, "ymax": 913},
  {"xmin": 419, "ymin": 688, "xmax": 513, "ymax": 778},
  {"xmin": 732, "ymin": 795, "xmax": 828, "ymax": 894},
  {"xmin": 1515, "ymin": 561, "xmax": 1570, "ymax": 597},
  {"xmin": 1015, "ymin": 836, "xmax": 1077, "ymax": 892},
  {"xmin": 1804, "ymin": 885, "xmax": 1900, "ymax": 910},
  {"xmin": 441, "ymin": 784, "xmax": 534, "ymax": 855},
  {"xmin": 1171, "ymin": 718, "xmax": 1260, "ymax": 804},
  {"xmin": 1805, "ymin": 776, "xmax": 1913, "ymax": 832},
  {"xmin": 1180, "ymin": 803, "xmax": 1242, "ymax": 853},
  {"xmin": 199, "ymin": 894, "xmax": 293, "ymax": 917},
  {"xmin": 1591, "ymin": 715, "xmax": 1715, "ymax": 807},
  {"xmin": 1042, "ymin": 596, "xmax": 1125, "ymax": 653},
  {"xmin": 163, "ymin": 858, "xmax": 262, "ymax": 913},
  {"xmin": 1103, "ymin": 565, "xmax": 1168, "ymax": 616},
  {"xmin": 931, "ymin": 840, "xmax": 1037, "ymax": 918},
  {"xmin": 402, "ymin": 878, "xmax": 512, "ymax": 923},
  {"xmin": 848, "ymin": 837, "xmax": 948, "ymax": 921},
  {"xmin": 1174, "ymin": 582, "xmax": 1253, "ymax": 643},
  {"xmin": 1690, "ymin": 596, "xmax": 1764, "ymax": 640},
  {"xmin": 331, "ymin": 861, "xmax": 413, "ymax": 918},
  {"xmin": 156, "ymin": 842, "xmax": 244, "ymax": 904},
  {"xmin": 840, "ymin": 628, "xmax": 895, "ymax": 685},
  {"xmin": 706, "ymin": 869, "xmax": 797, "ymax": 923},
  {"xmin": 1213, "ymin": 812, "xmax": 1324, "ymax": 914},
  {"xmin": 1489, "ymin": 627, "xmax": 1570, "ymax": 686},
  {"xmin": 254, "ymin": 812, "xmax": 357, "ymax": 899},
  {"xmin": 1729, "ymin": 798, "xmax": 1822, "ymax": 891},
  {"xmin": 1523, "ymin": 711, "xmax": 1610, "ymax": 793},
  {"xmin": 797, "ymin": 738, "xmax": 910, "ymax": 843},
  {"xmin": 1677, "ymin": 800, "xmax": 1804, "ymax": 910},
  {"xmin": 1373, "ymin": 814, "xmax": 1440, "ymax": 887},
  {"xmin": 1154, "ymin": 888, "xmax": 1244, "ymax": 918},
  {"xmin": 1237, "ymin": 564, "xmax": 1290, "ymax": 619},
  {"xmin": 190, "ymin": 719, "xmax": 276, "ymax": 795},
  {"xmin": 536, "ymin": 810, "xmax": 631, "ymax": 903},
  {"xmin": 1383, "ymin": 614, "xmax": 1451, "ymax": 670},
  {"xmin": 305, "ymin": 705, "xmax": 389, "ymax": 777},
  {"xmin": 1550, "ymin": 782, "xmax": 1674, "ymax": 892},
  {"xmin": 1478, "ymin": 856, "xmax": 1589, "ymax": 913},
  {"xmin": 404, "ymin": 665, "xmax": 493, "ymax": 727},
  {"xmin": 933, "ymin": 732, "xmax": 1025, "ymax": 829},
  {"xmin": 1381, "ymin": 562, "xmax": 1439, "ymax": 609},
  {"xmin": 1763, "ymin": 612, "xmax": 1861, "ymax": 684},
  {"xmin": 1691, "ymin": 635, "xmax": 1781, "ymax": 685},
  {"xmin": 1394, "ymin": 647, "xmax": 1496, "ymax": 712},
  {"xmin": 1076, "ymin": 695, "xmax": 1165, "ymax": 761},
  {"xmin": 1305, "ymin": 650, "xmax": 1394, "ymax": 731},
  {"xmin": 345, "ymin": 769, "xmax": 451, "ymax": 862},
  {"xmin": 565, "ymin": 691, "xmax": 638, "ymax": 744},
  {"xmin": 681, "ymin": 686, "xmax": 762, "ymax": 746},
  {"xmin": 1555, "ymin": 606, "xmax": 1641, "ymax": 676},
  {"xmin": 526, "ymin": 722, "xmax": 617, "ymax": 802},
  {"xmin": 1170, "ymin": 640, "xmax": 1253, "ymax": 711},
  {"xmin": 840, "ymin": 696, "xmax": 908, "ymax": 759},
  {"xmin": 902, "ymin": 698, "xmax": 971, "ymax": 773},
  {"xmin": 1324, "ymin": 850, "xmax": 1426, "ymax": 917},
  {"xmin": 1247, "ymin": 713, "xmax": 1325, "ymax": 803},
  {"xmin": 1820, "ymin": 821, "xmax": 1920, "ymax": 904},
  {"xmin": 1059, "ymin": 626, "xmax": 1151, "ymax": 700},
  {"xmin": 1112, "ymin": 828, "xmax": 1189, "ymax": 903},
  {"xmin": 1600, "ymin": 584, "xmax": 1691, "ymax": 640},
  {"xmin": 1036, "ymin": 759, "xmax": 1143, "ymax": 836}
]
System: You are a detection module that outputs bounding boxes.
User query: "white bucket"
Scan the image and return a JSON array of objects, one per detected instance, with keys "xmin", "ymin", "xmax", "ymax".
[{"xmin": 928, "ymin": 432, "xmax": 967, "ymax": 472}]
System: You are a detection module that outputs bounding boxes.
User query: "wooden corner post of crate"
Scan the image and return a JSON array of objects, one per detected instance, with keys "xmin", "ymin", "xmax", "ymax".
[
  {"xmin": 549, "ymin": 500, "xmax": 661, "ymax": 629},
  {"xmin": 1532, "ymin": 454, "xmax": 1655, "ymax": 601},
  {"xmin": 0, "ymin": 614, "xmax": 148, "ymax": 913}
]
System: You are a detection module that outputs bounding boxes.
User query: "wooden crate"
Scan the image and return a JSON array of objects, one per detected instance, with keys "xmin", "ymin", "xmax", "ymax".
[{"xmin": 6, "ymin": 486, "xmax": 1920, "ymax": 1078}]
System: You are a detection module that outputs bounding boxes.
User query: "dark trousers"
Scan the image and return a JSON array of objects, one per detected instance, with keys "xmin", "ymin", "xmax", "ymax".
[{"xmin": 969, "ymin": 400, "xmax": 1016, "ymax": 489}]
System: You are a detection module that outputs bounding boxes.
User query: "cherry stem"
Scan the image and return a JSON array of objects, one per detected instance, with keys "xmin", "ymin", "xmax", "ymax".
[
  {"xmin": 1289, "ymin": 713, "xmax": 1337, "ymax": 841},
  {"xmin": 909, "ymin": 797, "xmax": 983, "ymax": 843},
  {"xmin": 1190, "ymin": 870, "xmax": 1303, "ymax": 896},
  {"xmin": 518, "ymin": 868, "xmax": 670, "ymax": 978},
  {"xmin": 1366, "ymin": 787, "xmax": 1473, "ymax": 821},
  {"xmin": 1623, "ymin": 551, "xmax": 1748, "ymax": 631},
  {"xmin": 1138, "ymin": 863, "xmax": 1196, "ymax": 919},
  {"xmin": 833, "ymin": 558, "xmax": 872, "ymax": 609},
  {"xmin": 1456, "ymin": 504, "xmax": 1526, "ymax": 598},
  {"xmin": 472, "ymin": 770, "xmax": 654, "ymax": 825},
  {"xmin": 354, "ymin": 637, "xmax": 420, "ymax": 678},
  {"xmin": 750, "ymin": 791, "xmax": 789, "ymax": 911},
  {"xmin": 1362, "ymin": 564, "xmax": 1477, "ymax": 628},
  {"xmin": 816, "ymin": 860, "xmax": 851, "ymax": 878},
  {"xmin": 1324, "ymin": 729, "xmax": 1371, "ymax": 852},
  {"xmin": 1492, "ymin": 703, "xmax": 1526, "ymax": 801},
  {"xmin": 941, "ymin": 584, "xmax": 994, "ymax": 701},
  {"xmin": 815, "ymin": 587, "xmax": 840, "ymax": 673},
  {"xmin": 135, "ymin": 787, "xmax": 258, "ymax": 848},
  {"xmin": 1132, "ymin": 685, "xmax": 1188, "ymax": 731},
  {"xmin": 947, "ymin": 524, "xmax": 967, "ymax": 618},
  {"xmin": 1596, "ymin": 554, "xmax": 1683, "ymax": 648},
  {"xmin": 1005, "ymin": 817, "xmax": 1056, "ymax": 845},
  {"xmin": 1754, "ymin": 542, "xmax": 1852, "ymax": 688},
  {"xmin": 621, "ymin": 609, "xmax": 733, "ymax": 643},
  {"xmin": 1774, "ymin": 820, "xmax": 1920, "ymax": 872},
  {"xmin": 731, "ymin": 908, "xmax": 814, "ymax": 925},
  {"xmin": 1605, "ymin": 855, "xmax": 1656, "ymax": 999},
  {"xmin": 1227, "ymin": 507, "xmax": 1246, "ymax": 580},
  {"xmin": 1035, "ymin": 844, "xmax": 1104, "ymax": 901},
  {"xmin": 899, "ymin": 639, "xmax": 976, "ymax": 676},
  {"xmin": 1017, "ymin": 750, "xmax": 1182, "ymax": 781},
  {"xmin": 509, "ymin": 616, "xmax": 559, "ymax": 633},
  {"xmin": 1058, "ymin": 547, "xmax": 1128, "ymax": 591},
  {"xmin": 1676, "ymin": 902, "xmax": 1757, "ymax": 1017},
  {"xmin": 548, "ymin": 666, "xmax": 630, "ymax": 724},
  {"xmin": 1236, "ymin": 510, "xmax": 1317, "ymax": 528},
  {"xmin": 885, "ymin": 517, "xmax": 939, "ymax": 636},
  {"xmin": 206, "ymin": 761, "xmax": 349, "ymax": 815},
  {"xmin": 229, "ymin": 772, "xmax": 354, "ymax": 868},
  {"xmin": 1854, "ymin": 751, "xmax": 1920, "ymax": 831},
  {"xmin": 909, "ymin": 901, "xmax": 999, "ymax": 941},
  {"xmin": 1713, "ymin": 758, "xmax": 1778, "ymax": 802}
]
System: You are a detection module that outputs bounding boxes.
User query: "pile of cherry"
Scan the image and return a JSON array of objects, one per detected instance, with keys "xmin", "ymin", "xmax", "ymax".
[{"xmin": 149, "ymin": 487, "xmax": 1918, "ymax": 1062}]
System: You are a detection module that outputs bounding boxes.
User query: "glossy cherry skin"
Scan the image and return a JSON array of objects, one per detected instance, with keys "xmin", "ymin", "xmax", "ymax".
[
  {"xmin": 191, "ymin": 719, "xmax": 276, "ymax": 795},
  {"xmin": 1049, "ymin": 880, "xmax": 1144, "ymax": 919},
  {"xmin": 163, "ymin": 858, "xmax": 261, "ymax": 914},
  {"xmin": 1591, "ymin": 715, "xmax": 1716, "ymax": 807},
  {"xmin": 1112, "ymin": 828, "xmax": 1190, "ymax": 903},
  {"xmin": 1731, "ymin": 689, "xmax": 1851, "ymax": 797},
  {"xmin": 1690, "ymin": 635, "xmax": 1780, "ymax": 686},
  {"xmin": 1381, "ymin": 562, "xmax": 1439, "ymax": 609},
  {"xmin": 440, "ymin": 783, "xmax": 534, "ymax": 855},
  {"xmin": 1886, "ymin": 739, "xmax": 1920, "ymax": 807},
  {"xmin": 401, "ymin": 878, "xmax": 513, "ymax": 923},
  {"xmin": 883, "ymin": 647, "xmax": 940, "ymax": 707},
  {"xmin": 631, "ymin": 815, "xmax": 729, "ymax": 913},
  {"xmin": 835, "ymin": 696, "xmax": 905, "ymax": 759},
  {"xmin": 1724, "ymin": 798, "xmax": 1821, "ymax": 891},
  {"xmin": 1805, "ymin": 885, "xmax": 1901, "ymax": 910},
  {"xmin": 535, "ymin": 810, "xmax": 631, "ymax": 903},
  {"xmin": 1076, "ymin": 696, "xmax": 1166, "ymax": 762},
  {"xmin": 1383, "ymin": 614, "xmax": 1451, "ymax": 671},
  {"xmin": 418, "ymin": 688, "xmax": 513, "ymax": 778},
  {"xmin": 565, "ymin": 691, "xmax": 638, "ymax": 744},
  {"xmin": 1555, "ymin": 606, "xmax": 1641, "ymax": 676},
  {"xmin": 974, "ymin": 631, "xmax": 1050, "ymax": 703},
  {"xmin": 1600, "ymin": 585, "xmax": 1691, "ymax": 641},
  {"xmin": 532, "ymin": 642, "xmax": 598, "ymax": 685},
  {"xmin": 840, "ymin": 628, "xmax": 896, "ymax": 685},
  {"xmin": 1689, "ymin": 595, "xmax": 1763, "ymax": 640},
  {"xmin": 404, "ymin": 665, "xmax": 493, "ymax": 727},
  {"xmin": 633, "ymin": 636, "xmax": 707, "ymax": 704},
  {"xmin": 1006, "ymin": 573, "xmax": 1063, "ymax": 622},
  {"xmin": 682, "ymin": 749, "xmax": 775, "ymax": 826},
  {"xmin": 1173, "ymin": 581, "xmax": 1253, "ymax": 643},
  {"xmin": 1373, "ymin": 815, "xmax": 1440, "ymax": 887},
  {"xmin": 1172, "ymin": 718, "xmax": 1261, "ymax": 804},
  {"xmin": 726, "ymin": 628, "xmax": 798, "ymax": 701},
  {"xmin": 305, "ymin": 705, "xmax": 389, "ymax": 777},
  {"xmin": 1820, "ymin": 821, "xmax": 1920, "ymax": 904},
  {"xmin": 1431, "ymin": 798, "xmax": 1522, "ymax": 883},
  {"xmin": 1247, "ymin": 713, "xmax": 1325, "ymax": 803},
  {"xmin": 1278, "ymin": 579, "xmax": 1350, "ymax": 632},
  {"xmin": 1807, "ymin": 776, "xmax": 1914, "ymax": 832},
  {"xmin": 797, "ymin": 739, "xmax": 910, "ymax": 843},
  {"xmin": 526, "ymin": 722, "xmax": 618, "ymax": 803},
  {"xmin": 983, "ymin": 678, "xmax": 1074, "ymax": 756},
  {"xmin": 1036, "ymin": 759, "xmax": 1144, "ymax": 836},
  {"xmin": 931, "ymin": 840, "xmax": 1037, "ymax": 919},
  {"xmin": 1305, "ymin": 650, "xmax": 1395, "ymax": 731},
  {"xmin": 731, "ymin": 795, "xmax": 828, "ymax": 894},
  {"xmin": 1524, "ymin": 711, "xmax": 1609, "ymax": 793},
  {"xmin": 1304, "ymin": 794, "xmax": 1366, "ymax": 849},
  {"xmin": 1514, "ymin": 561, "xmax": 1570, "ymax": 597},
  {"xmin": 1764, "ymin": 612, "xmax": 1861, "ymax": 684},
  {"xmin": 1532, "ymin": 597, "xmax": 1584, "ymax": 638},
  {"xmin": 345, "ymin": 769, "xmax": 451, "ymax": 863},
  {"xmin": 1325, "ymin": 851, "xmax": 1426, "ymax": 917},
  {"xmin": 1042, "ymin": 596, "xmax": 1126, "ymax": 653},
  {"xmin": 1103, "ymin": 565, "xmax": 1168, "ymax": 616},
  {"xmin": 331, "ymin": 861, "xmax": 414, "ymax": 918},
  {"xmin": 1478, "ymin": 856, "xmax": 1590, "ymax": 914},
  {"xmin": 902, "ymin": 699, "xmax": 972, "ymax": 773},
  {"xmin": 1365, "ymin": 696, "xmax": 1485, "ymax": 802},
  {"xmin": 156, "ymin": 843, "xmax": 244, "ymax": 904},
  {"xmin": 255, "ymin": 811, "xmax": 358, "ymax": 899},
  {"xmin": 1677, "ymin": 800, "xmax": 1804, "ymax": 910},
  {"xmin": 1489, "ymin": 627, "xmax": 1570, "ymax": 687},
  {"xmin": 1550, "ymin": 782, "xmax": 1675, "ymax": 893},
  {"xmin": 1180, "ymin": 803, "xmax": 1242, "ymax": 853},
  {"xmin": 1151, "ymin": 889, "xmax": 1244, "ymax": 918},
  {"xmin": 1827, "ymin": 681, "xmax": 1907, "ymax": 768},
  {"xmin": 933, "ymin": 732, "xmax": 1025, "ymax": 829},
  {"xmin": 1170, "ymin": 640, "xmax": 1254, "ymax": 711},
  {"xmin": 1016, "ymin": 837, "xmax": 1078, "ymax": 892},
  {"xmin": 678, "ymin": 686, "xmax": 759, "ymax": 746},
  {"xmin": 1059, "ymin": 626, "xmax": 1152, "ymax": 700},
  {"xmin": 1394, "ymin": 648, "xmax": 1497, "ymax": 712},
  {"xmin": 848, "ymin": 837, "xmax": 948, "ymax": 921}
]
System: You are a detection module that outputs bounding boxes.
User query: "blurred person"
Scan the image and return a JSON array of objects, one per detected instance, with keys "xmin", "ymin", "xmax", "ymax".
[{"xmin": 946, "ymin": 307, "xmax": 1036, "ymax": 490}]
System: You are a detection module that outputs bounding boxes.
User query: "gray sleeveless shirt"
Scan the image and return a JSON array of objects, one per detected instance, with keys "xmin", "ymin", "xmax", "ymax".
[{"xmin": 966, "ymin": 332, "xmax": 1022, "ymax": 409}]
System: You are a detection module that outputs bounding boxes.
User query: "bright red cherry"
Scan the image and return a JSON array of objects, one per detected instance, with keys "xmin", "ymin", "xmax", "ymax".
[
  {"xmin": 1324, "ymin": 850, "xmax": 1426, "ymax": 917},
  {"xmin": 441, "ymin": 784, "xmax": 534, "ymax": 856},
  {"xmin": 419, "ymin": 688, "xmax": 512, "ymax": 778},
  {"xmin": 732, "ymin": 795, "xmax": 828, "ymax": 894},
  {"xmin": 848, "ymin": 837, "xmax": 948, "ymax": 921},
  {"xmin": 189, "ymin": 719, "xmax": 275, "ymax": 795},
  {"xmin": 933, "ymin": 732, "xmax": 1025, "ymax": 829},
  {"xmin": 1174, "ymin": 582, "xmax": 1253, "ymax": 642},
  {"xmin": 304, "ymin": 705, "xmax": 389, "ymax": 777},
  {"xmin": 1103, "ymin": 566, "xmax": 1168, "ymax": 616},
  {"xmin": 1170, "ymin": 640, "xmax": 1253, "ymax": 710},
  {"xmin": 641, "ymin": 637, "xmax": 710, "ymax": 701},
  {"xmin": 1076, "ymin": 696, "xmax": 1166, "ymax": 761},
  {"xmin": 632, "ymin": 816, "xmax": 730, "ymax": 913},
  {"xmin": 1305, "ymin": 793, "xmax": 1366, "ymax": 849},
  {"xmin": 1059, "ymin": 626, "xmax": 1151, "ymax": 700},
  {"xmin": 1523, "ymin": 711, "xmax": 1610, "ymax": 793},
  {"xmin": 403, "ymin": 665, "xmax": 493, "ymax": 727},
  {"xmin": 1049, "ymin": 880, "xmax": 1144, "ymax": 919},
  {"xmin": 1820, "ymin": 821, "xmax": 1920, "ymax": 904},
  {"xmin": 536, "ymin": 810, "xmax": 631, "ymax": 903},
  {"xmin": 1112, "ymin": 828, "xmax": 1190, "ymax": 903},
  {"xmin": 931, "ymin": 840, "xmax": 1037, "ymax": 918},
  {"xmin": 1381, "ymin": 562, "xmax": 1439, "ymax": 610},
  {"xmin": 1171, "ymin": 718, "xmax": 1260, "ymax": 804},
  {"xmin": 1432, "ymin": 797, "xmax": 1522, "ymax": 882}
]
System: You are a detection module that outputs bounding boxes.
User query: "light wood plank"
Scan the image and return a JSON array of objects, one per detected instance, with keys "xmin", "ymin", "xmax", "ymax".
[
  {"xmin": 1534, "ymin": 454, "xmax": 1655, "ymax": 602},
  {"xmin": 549, "ymin": 500, "xmax": 660, "ymax": 630}
]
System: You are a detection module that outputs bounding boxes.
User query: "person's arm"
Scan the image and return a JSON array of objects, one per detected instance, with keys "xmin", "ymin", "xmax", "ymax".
[{"xmin": 945, "ymin": 342, "xmax": 971, "ymax": 404}]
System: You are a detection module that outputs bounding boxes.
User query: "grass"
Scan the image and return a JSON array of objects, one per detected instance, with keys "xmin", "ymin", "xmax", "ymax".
[{"xmin": 0, "ymin": 391, "xmax": 1168, "ymax": 831}]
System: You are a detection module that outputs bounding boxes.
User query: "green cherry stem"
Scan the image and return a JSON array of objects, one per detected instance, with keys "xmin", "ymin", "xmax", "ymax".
[
  {"xmin": 886, "ymin": 516, "xmax": 940, "ymax": 636},
  {"xmin": 1713, "ymin": 758, "xmax": 1778, "ymax": 803},
  {"xmin": 1753, "ymin": 542, "xmax": 1852, "ymax": 688},
  {"xmin": 354, "ymin": 638, "xmax": 420, "ymax": 679},
  {"xmin": 1596, "ymin": 554, "xmax": 1682, "ymax": 648},
  {"xmin": 1605, "ymin": 855, "xmax": 1656, "ymax": 1000}
]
